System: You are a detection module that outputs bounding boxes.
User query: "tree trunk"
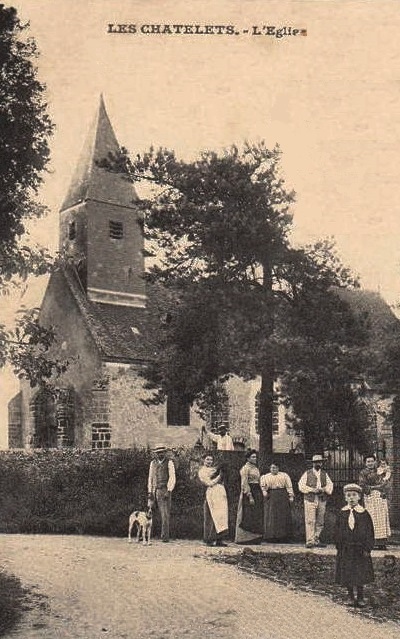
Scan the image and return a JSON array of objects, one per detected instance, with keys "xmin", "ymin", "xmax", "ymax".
[
  {"xmin": 258, "ymin": 364, "xmax": 274, "ymax": 472},
  {"xmin": 302, "ymin": 424, "xmax": 324, "ymax": 460},
  {"xmin": 258, "ymin": 258, "xmax": 274, "ymax": 472}
]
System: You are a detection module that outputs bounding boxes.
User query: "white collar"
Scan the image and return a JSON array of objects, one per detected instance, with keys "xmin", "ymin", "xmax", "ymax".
[{"xmin": 341, "ymin": 504, "xmax": 364, "ymax": 513}]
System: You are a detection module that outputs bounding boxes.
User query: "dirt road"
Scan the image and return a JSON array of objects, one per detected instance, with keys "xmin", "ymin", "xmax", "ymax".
[{"xmin": 1, "ymin": 535, "xmax": 399, "ymax": 639}]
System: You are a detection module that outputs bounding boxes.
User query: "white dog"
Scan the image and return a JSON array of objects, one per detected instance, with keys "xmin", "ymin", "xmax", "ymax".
[{"xmin": 128, "ymin": 506, "xmax": 153, "ymax": 545}]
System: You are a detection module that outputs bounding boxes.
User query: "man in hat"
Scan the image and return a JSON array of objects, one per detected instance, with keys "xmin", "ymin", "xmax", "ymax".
[
  {"xmin": 298, "ymin": 454, "xmax": 334, "ymax": 548},
  {"xmin": 147, "ymin": 444, "xmax": 176, "ymax": 542},
  {"xmin": 203, "ymin": 423, "xmax": 235, "ymax": 451}
]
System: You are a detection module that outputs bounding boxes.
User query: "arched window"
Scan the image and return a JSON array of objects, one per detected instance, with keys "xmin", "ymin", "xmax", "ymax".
[{"xmin": 30, "ymin": 389, "xmax": 57, "ymax": 448}]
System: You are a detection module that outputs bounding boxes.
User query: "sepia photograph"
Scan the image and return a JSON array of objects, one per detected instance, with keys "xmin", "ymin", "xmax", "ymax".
[{"xmin": 1, "ymin": 0, "xmax": 400, "ymax": 637}]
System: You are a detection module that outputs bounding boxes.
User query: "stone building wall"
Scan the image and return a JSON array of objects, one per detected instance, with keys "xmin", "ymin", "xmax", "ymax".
[
  {"xmin": 7, "ymin": 392, "xmax": 23, "ymax": 448},
  {"xmin": 106, "ymin": 363, "xmax": 202, "ymax": 449}
]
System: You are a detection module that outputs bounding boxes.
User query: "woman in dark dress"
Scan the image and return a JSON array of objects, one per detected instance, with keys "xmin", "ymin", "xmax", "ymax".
[
  {"xmin": 335, "ymin": 483, "xmax": 375, "ymax": 608},
  {"xmin": 260, "ymin": 462, "xmax": 294, "ymax": 542},
  {"xmin": 234, "ymin": 450, "xmax": 263, "ymax": 544}
]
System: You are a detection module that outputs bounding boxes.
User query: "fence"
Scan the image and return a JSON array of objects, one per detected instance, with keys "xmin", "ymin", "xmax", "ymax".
[{"xmin": 323, "ymin": 447, "xmax": 364, "ymax": 488}]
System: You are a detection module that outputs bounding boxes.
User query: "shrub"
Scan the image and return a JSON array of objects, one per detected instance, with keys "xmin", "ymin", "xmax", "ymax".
[
  {"xmin": 0, "ymin": 570, "xmax": 27, "ymax": 636},
  {"xmin": 0, "ymin": 448, "xmax": 346, "ymax": 541}
]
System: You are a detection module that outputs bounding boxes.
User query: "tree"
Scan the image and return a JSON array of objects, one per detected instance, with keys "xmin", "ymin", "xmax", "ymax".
[
  {"xmin": 371, "ymin": 328, "xmax": 400, "ymax": 526},
  {"xmin": 275, "ymin": 261, "xmax": 375, "ymax": 455},
  {"xmin": 0, "ymin": 4, "xmax": 53, "ymax": 287},
  {"xmin": 0, "ymin": 308, "xmax": 68, "ymax": 387},
  {"xmin": 0, "ymin": 4, "xmax": 62, "ymax": 386},
  {"xmin": 104, "ymin": 143, "xmax": 368, "ymax": 466}
]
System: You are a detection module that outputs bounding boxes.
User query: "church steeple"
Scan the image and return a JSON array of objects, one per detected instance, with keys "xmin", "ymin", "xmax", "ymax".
[
  {"xmin": 59, "ymin": 96, "xmax": 145, "ymax": 308},
  {"xmin": 60, "ymin": 95, "xmax": 137, "ymax": 212}
]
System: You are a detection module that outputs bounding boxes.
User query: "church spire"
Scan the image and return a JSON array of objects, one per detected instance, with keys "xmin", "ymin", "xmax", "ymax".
[
  {"xmin": 60, "ymin": 95, "xmax": 137, "ymax": 212},
  {"xmin": 58, "ymin": 97, "xmax": 145, "ymax": 308}
]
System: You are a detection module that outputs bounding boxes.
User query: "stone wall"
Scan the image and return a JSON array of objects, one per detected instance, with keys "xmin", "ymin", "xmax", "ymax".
[
  {"xmin": 7, "ymin": 392, "xmax": 22, "ymax": 448},
  {"xmin": 106, "ymin": 363, "xmax": 202, "ymax": 449},
  {"xmin": 87, "ymin": 200, "xmax": 145, "ymax": 299}
]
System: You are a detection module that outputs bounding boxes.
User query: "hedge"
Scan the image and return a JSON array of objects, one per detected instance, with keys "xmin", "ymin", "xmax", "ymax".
[{"xmin": 0, "ymin": 449, "xmax": 346, "ymax": 542}]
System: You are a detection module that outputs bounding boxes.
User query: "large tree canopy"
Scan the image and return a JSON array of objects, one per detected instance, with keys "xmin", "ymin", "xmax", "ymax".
[
  {"xmin": 0, "ymin": 3, "xmax": 53, "ymax": 287},
  {"xmin": 0, "ymin": 4, "xmax": 63, "ymax": 387},
  {"xmin": 105, "ymin": 142, "xmax": 372, "ymax": 465}
]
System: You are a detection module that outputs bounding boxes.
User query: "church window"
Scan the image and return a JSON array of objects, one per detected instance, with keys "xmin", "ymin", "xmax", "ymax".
[
  {"xmin": 68, "ymin": 220, "xmax": 76, "ymax": 240},
  {"xmin": 109, "ymin": 220, "xmax": 124, "ymax": 239},
  {"xmin": 167, "ymin": 392, "xmax": 190, "ymax": 426},
  {"xmin": 91, "ymin": 423, "xmax": 111, "ymax": 449},
  {"xmin": 30, "ymin": 389, "xmax": 57, "ymax": 448}
]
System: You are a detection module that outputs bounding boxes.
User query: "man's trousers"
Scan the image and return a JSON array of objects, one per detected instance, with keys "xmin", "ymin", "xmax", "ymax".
[
  {"xmin": 304, "ymin": 497, "xmax": 327, "ymax": 545},
  {"xmin": 155, "ymin": 487, "xmax": 171, "ymax": 541}
]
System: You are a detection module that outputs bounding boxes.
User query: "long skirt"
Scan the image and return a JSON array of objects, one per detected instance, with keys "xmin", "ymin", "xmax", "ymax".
[
  {"xmin": 335, "ymin": 545, "xmax": 374, "ymax": 586},
  {"xmin": 235, "ymin": 484, "xmax": 263, "ymax": 544},
  {"xmin": 203, "ymin": 483, "xmax": 229, "ymax": 542},
  {"xmin": 264, "ymin": 488, "xmax": 292, "ymax": 541},
  {"xmin": 364, "ymin": 491, "xmax": 391, "ymax": 540}
]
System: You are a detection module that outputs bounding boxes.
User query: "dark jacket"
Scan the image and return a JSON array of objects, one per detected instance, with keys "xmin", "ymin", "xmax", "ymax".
[{"xmin": 335, "ymin": 506, "xmax": 375, "ymax": 586}]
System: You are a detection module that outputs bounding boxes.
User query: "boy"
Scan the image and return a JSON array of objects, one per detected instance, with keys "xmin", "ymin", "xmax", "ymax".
[{"xmin": 335, "ymin": 483, "xmax": 375, "ymax": 608}]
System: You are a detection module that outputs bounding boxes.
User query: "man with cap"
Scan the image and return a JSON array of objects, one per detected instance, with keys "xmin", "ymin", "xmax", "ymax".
[
  {"xmin": 298, "ymin": 454, "xmax": 334, "ymax": 548},
  {"xmin": 203, "ymin": 423, "xmax": 235, "ymax": 451},
  {"xmin": 335, "ymin": 483, "xmax": 374, "ymax": 607},
  {"xmin": 147, "ymin": 444, "xmax": 176, "ymax": 542}
]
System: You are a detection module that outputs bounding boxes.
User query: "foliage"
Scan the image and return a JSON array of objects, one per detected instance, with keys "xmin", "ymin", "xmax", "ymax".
[
  {"xmin": 0, "ymin": 5, "xmax": 66, "ymax": 388},
  {"xmin": 0, "ymin": 448, "xmax": 307, "ymax": 539},
  {"xmin": 214, "ymin": 550, "xmax": 400, "ymax": 624},
  {"xmin": 103, "ymin": 143, "xmax": 370, "ymax": 462},
  {"xmin": 0, "ymin": 569, "xmax": 28, "ymax": 636},
  {"xmin": 0, "ymin": 307, "xmax": 68, "ymax": 387},
  {"xmin": 371, "ymin": 326, "xmax": 400, "ymax": 526},
  {"xmin": 0, "ymin": 3, "xmax": 54, "ymax": 289}
]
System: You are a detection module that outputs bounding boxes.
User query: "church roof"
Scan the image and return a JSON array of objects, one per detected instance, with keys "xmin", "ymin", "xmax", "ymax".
[
  {"xmin": 54, "ymin": 265, "xmax": 400, "ymax": 369},
  {"xmin": 336, "ymin": 287, "xmax": 400, "ymax": 350},
  {"xmin": 62, "ymin": 266, "xmax": 153, "ymax": 363},
  {"xmin": 60, "ymin": 95, "xmax": 138, "ymax": 212}
]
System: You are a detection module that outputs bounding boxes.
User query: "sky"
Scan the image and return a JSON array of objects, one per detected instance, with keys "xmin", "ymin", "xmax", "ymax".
[{"xmin": 1, "ymin": 0, "xmax": 400, "ymax": 446}]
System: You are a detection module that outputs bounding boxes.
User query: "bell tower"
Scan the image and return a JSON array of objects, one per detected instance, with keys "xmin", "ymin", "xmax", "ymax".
[{"xmin": 59, "ymin": 96, "xmax": 145, "ymax": 308}]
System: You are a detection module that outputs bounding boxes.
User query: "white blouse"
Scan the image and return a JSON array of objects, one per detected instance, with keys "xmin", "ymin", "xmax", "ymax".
[
  {"xmin": 198, "ymin": 465, "xmax": 221, "ymax": 488},
  {"xmin": 260, "ymin": 472, "xmax": 294, "ymax": 499}
]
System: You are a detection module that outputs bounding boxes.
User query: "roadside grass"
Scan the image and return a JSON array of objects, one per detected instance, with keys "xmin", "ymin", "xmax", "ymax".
[
  {"xmin": 0, "ymin": 569, "xmax": 29, "ymax": 636},
  {"xmin": 0, "ymin": 569, "xmax": 47, "ymax": 637},
  {"xmin": 212, "ymin": 550, "xmax": 400, "ymax": 624}
]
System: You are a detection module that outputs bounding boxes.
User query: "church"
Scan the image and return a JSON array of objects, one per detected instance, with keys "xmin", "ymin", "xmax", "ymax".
[
  {"xmin": 7, "ymin": 97, "xmax": 290, "ymax": 452},
  {"xmin": 7, "ymin": 98, "xmax": 398, "ymax": 457}
]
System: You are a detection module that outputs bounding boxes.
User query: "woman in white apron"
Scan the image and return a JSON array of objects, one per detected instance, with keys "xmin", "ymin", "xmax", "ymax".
[{"xmin": 198, "ymin": 453, "xmax": 229, "ymax": 546}]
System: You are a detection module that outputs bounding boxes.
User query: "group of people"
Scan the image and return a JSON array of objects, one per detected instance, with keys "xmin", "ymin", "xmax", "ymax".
[
  {"xmin": 197, "ymin": 450, "xmax": 296, "ymax": 547},
  {"xmin": 146, "ymin": 444, "xmax": 392, "ymax": 608},
  {"xmin": 234, "ymin": 451, "xmax": 294, "ymax": 545},
  {"xmin": 198, "ymin": 451, "xmax": 333, "ymax": 548}
]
